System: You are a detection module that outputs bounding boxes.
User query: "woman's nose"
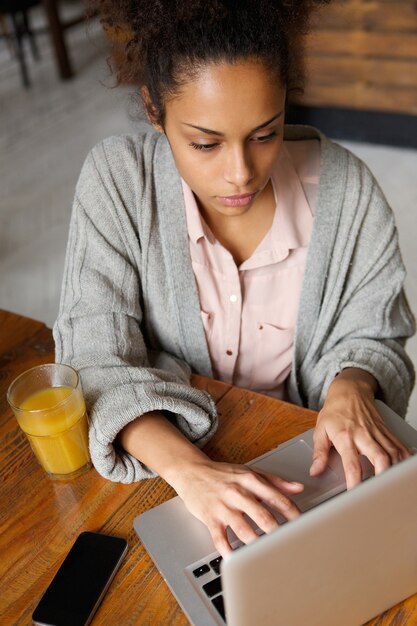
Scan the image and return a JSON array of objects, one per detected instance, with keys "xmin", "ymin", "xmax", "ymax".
[{"xmin": 223, "ymin": 146, "xmax": 254, "ymax": 188}]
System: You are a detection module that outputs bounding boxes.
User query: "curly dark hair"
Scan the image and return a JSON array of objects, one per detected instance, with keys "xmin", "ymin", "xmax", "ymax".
[{"xmin": 89, "ymin": 0, "xmax": 330, "ymax": 126}]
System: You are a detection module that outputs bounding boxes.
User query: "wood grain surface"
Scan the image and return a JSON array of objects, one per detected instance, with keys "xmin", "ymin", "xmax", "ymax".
[
  {"xmin": 297, "ymin": 0, "xmax": 417, "ymax": 115},
  {"xmin": 1, "ymin": 310, "xmax": 416, "ymax": 625}
]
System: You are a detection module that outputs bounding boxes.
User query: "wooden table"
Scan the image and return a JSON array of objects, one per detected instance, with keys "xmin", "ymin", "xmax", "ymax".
[{"xmin": 1, "ymin": 309, "xmax": 416, "ymax": 625}]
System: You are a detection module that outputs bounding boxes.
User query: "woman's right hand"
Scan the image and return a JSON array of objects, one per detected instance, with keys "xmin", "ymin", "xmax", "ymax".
[
  {"xmin": 118, "ymin": 411, "xmax": 303, "ymax": 557},
  {"xmin": 167, "ymin": 459, "xmax": 304, "ymax": 557}
]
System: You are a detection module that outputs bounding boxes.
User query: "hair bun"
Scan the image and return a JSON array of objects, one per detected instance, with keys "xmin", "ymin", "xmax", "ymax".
[{"xmin": 90, "ymin": 0, "xmax": 332, "ymax": 123}]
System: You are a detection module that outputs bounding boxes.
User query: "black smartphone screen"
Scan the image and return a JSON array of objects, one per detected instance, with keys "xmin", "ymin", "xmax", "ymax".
[{"xmin": 32, "ymin": 532, "xmax": 128, "ymax": 626}]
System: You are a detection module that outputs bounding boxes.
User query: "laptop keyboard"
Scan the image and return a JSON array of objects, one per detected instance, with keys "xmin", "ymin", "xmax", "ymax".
[
  {"xmin": 189, "ymin": 541, "xmax": 251, "ymax": 623},
  {"xmin": 192, "ymin": 556, "xmax": 226, "ymax": 621}
]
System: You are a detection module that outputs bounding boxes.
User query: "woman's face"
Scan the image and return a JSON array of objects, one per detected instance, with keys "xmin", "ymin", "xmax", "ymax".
[{"xmin": 158, "ymin": 60, "xmax": 286, "ymax": 220}]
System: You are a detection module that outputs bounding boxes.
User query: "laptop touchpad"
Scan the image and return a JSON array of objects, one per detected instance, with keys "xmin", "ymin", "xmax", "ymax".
[{"xmin": 249, "ymin": 439, "xmax": 345, "ymax": 512}]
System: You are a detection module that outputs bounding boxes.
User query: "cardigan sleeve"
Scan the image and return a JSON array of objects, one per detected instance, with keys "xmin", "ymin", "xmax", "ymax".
[
  {"xmin": 53, "ymin": 138, "xmax": 217, "ymax": 484},
  {"xmin": 300, "ymin": 158, "xmax": 415, "ymax": 417}
]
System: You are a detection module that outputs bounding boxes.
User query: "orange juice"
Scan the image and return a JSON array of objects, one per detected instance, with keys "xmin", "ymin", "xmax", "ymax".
[{"xmin": 17, "ymin": 386, "xmax": 90, "ymax": 477}]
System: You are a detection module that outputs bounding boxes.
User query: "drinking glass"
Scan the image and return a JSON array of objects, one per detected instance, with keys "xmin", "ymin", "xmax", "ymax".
[{"xmin": 7, "ymin": 363, "xmax": 91, "ymax": 480}]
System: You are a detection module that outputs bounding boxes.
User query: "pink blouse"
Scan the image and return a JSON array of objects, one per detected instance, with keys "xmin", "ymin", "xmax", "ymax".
[{"xmin": 182, "ymin": 139, "xmax": 320, "ymax": 398}]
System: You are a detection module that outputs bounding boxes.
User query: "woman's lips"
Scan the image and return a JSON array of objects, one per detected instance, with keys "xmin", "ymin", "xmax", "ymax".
[{"xmin": 216, "ymin": 192, "xmax": 257, "ymax": 207}]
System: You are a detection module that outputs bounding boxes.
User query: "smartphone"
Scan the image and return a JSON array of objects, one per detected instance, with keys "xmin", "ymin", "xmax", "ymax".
[{"xmin": 32, "ymin": 531, "xmax": 128, "ymax": 626}]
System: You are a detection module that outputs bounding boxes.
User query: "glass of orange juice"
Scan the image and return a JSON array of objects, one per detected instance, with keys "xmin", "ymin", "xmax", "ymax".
[{"xmin": 7, "ymin": 363, "xmax": 91, "ymax": 480}]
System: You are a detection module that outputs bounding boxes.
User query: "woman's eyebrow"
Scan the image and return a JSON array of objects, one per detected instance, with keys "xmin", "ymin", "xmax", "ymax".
[{"xmin": 181, "ymin": 111, "xmax": 283, "ymax": 136}]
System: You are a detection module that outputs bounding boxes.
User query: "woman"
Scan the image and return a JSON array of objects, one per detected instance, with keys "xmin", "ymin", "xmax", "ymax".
[{"xmin": 54, "ymin": 0, "xmax": 415, "ymax": 556}]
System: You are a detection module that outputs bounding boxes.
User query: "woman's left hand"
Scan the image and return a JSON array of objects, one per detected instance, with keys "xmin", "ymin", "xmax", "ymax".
[{"xmin": 310, "ymin": 368, "xmax": 411, "ymax": 489}]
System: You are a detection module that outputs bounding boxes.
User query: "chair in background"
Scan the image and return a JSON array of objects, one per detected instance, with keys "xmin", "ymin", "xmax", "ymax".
[
  {"xmin": 0, "ymin": 13, "xmax": 16, "ymax": 56},
  {"xmin": 0, "ymin": 0, "xmax": 41, "ymax": 88}
]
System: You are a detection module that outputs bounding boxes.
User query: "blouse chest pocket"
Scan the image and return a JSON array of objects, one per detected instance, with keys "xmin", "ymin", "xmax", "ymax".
[{"xmin": 249, "ymin": 322, "xmax": 294, "ymax": 390}]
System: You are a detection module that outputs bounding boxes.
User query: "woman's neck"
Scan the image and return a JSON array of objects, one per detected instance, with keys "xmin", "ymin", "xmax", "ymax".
[{"xmin": 197, "ymin": 180, "xmax": 276, "ymax": 266}]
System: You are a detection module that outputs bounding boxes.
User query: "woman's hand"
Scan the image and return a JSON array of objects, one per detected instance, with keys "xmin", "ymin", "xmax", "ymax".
[
  {"xmin": 310, "ymin": 368, "xmax": 410, "ymax": 489},
  {"xmin": 168, "ymin": 459, "xmax": 304, "ymax": 557},
  {"xmin": 119, "ymin": 410, "xmax": 303, "ymax": 558}
]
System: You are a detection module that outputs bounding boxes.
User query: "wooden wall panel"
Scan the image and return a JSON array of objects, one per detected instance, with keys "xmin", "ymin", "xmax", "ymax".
[
  {"xmin": 307, "ymin": 31, "xmax": 417, "ymax": 59},
  {"xmin": 297, "ymin": 0, "xmax": 417, "ymax": 114},
  {"xmin": 298, "ymin": 82, "xmax": 417, "ymax": 114},
  {"xmin": 315, "ymin": 2, "xmax": 417, "ymax": 32},
  {"xmin": 307, "ymin": 58, "xmax": 417, "ymax": 89}
]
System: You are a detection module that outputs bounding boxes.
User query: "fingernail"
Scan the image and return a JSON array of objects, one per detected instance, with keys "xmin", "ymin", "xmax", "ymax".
[{"xmin": 310, "ymin": 459, "xmax": 321, "ymax": 475}]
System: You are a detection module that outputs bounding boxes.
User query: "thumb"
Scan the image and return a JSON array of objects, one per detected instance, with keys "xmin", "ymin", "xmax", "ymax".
[{"xmin": 310, "ymin": 427, "xmax": 331, "ymax": 476}]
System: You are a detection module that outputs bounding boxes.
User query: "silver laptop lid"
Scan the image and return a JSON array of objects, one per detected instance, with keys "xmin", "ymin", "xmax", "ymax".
[{"xmin": 223, "ymin": 452, "xmax": 417, "ymax": 626}]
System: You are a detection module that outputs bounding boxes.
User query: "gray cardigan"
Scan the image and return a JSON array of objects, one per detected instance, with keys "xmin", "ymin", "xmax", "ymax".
[{"xmin": 53, "ymin": 125, "xmax": 415, "ymax": 483}]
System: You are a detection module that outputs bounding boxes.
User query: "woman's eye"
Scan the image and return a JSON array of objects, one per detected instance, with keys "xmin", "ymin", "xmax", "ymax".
[
  {"xmin": 189, "ymin": 142, "xmax": 219, "ymax": 151},
  {"xmin": 252, "ymin": 131, "xmax": 278, "ymax": 143}
]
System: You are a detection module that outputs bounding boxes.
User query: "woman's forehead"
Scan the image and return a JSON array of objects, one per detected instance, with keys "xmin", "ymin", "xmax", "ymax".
[{"xmin": 165, "ymin": 60, "xmax": 286, "ymax": 131}]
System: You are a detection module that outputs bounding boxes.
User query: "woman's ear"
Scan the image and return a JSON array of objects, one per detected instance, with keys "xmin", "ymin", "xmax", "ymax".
[{"xmin": 141, "ymin": 86, "xmax": 164, "ymax": 133}]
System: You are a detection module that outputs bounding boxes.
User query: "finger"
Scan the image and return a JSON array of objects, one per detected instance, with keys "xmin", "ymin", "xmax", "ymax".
[
  {"xmin": 237, "ymin": 473, "xmax": 301, "ymax": 521},
  {"xmin": 230, "ymin": 492, "xmax": 279, "ymax": 536},
  {"xmin": 349, "ymin": 422, "xmax": 398, "ymax": 474},
  {"xmin": 226, "ymin": 510, "xmax": 262, "ymax": 546},
  {"xmin": 368, "ymin": 407, "xmax": 411, "ymax": 462},
  {"xmin": 210, "ymin": 524, "xmax": 233, "ymax": 559},
  {"xmin": 332, "ymin": 435, "xmax": 362, "ymax": 489},
  {"xmin": 355, "ymin": 436, "xmax": 390, "ymax": 476},
  {"xmin": 252, "ymin": 467, "xmax": 304, "ymax": 493},
  {"xmin": 310, "ymin": 426, "xmax": 332, "ymax": 476},
  {"xmin": 375, "ymin": 423, "xmax": 411, "ymax": 462},
  {"xmin": 371, "ymin": 428, "xmax": 404, "ymax": 465},
  {"xmin": 351, "ymin": 425, "xmax": 395, "ymax": 475}
]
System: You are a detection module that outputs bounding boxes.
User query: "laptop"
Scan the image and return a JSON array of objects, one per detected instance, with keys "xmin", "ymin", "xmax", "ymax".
[{"xmin": 134, "ymin": 400, "xmax": 417, "ymax": 626}]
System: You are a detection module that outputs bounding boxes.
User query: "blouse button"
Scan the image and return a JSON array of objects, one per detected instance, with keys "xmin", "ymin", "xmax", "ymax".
[
  {"xmin": 229, "ymin": 294, "xmax": 238, "ymax": 303},
  {"xmin": 226, "ymin": 349, "xmax": 233, "ymax": 356}
]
